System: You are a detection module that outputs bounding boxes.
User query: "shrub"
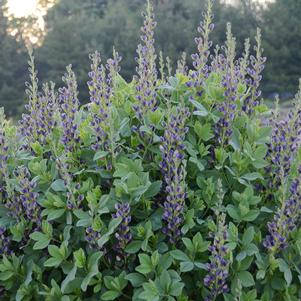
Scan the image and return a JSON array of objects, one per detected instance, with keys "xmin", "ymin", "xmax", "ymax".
[{"xmin": 1, "ymin": 1, "xmax": 301, "ymax": 300}]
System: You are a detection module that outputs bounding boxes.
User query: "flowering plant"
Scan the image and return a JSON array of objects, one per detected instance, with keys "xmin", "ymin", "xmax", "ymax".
[{"xmin": 0, "ymin": 1, "xmax": 301, "ymax": 300}]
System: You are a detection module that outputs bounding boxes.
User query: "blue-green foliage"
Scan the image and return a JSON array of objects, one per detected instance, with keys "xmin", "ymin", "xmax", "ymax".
[{"xmin": 0, "ymin": 1, "xmax": 301, "ymax": 300}]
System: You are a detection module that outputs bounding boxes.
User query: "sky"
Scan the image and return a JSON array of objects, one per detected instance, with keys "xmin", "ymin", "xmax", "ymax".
[{"xmin": 7, "ymin": 0, "xmax": 40, "ymax": 17}]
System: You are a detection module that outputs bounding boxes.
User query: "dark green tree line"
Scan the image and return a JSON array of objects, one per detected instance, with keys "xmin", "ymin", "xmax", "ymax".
[
  {"xmin": 262, "ymin": 0, "xmax": 301, "ymax": 97},
  {"xmin": 0, "ymin": 0, "xmax": 28, "ymax": 116}
]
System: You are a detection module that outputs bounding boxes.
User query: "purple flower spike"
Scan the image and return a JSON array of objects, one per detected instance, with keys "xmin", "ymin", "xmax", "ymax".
[
  {"xmin": 243, "ymin": 29, "xmax": 266, "ymax": 115},
  {"xmin": 5, "ymin": 194, "xmax": 23, "ymax": 221},
  {"xmin": 18, "ymin": 167, "xmax": 41, "ymax": 227},
  {"xmin": 160, "ymin": 106, "xmax": 190, "ymax": 243},
  {"xmin": 187, "ymin": 0, "xmax": 214, "ymax": 89},
  {"xmin": 19, "ymin": 82, "xmax": 57, "ymax": 147},
  {"xmin": 59, "ymin": 65, "xmax": 80, "ymax": 152},
  {"xmin": 0, "ymin": 227, "xmax": 12, "ymax": 256},
  {"xmin": 266, "ymin": 86, "xmax": 301, "ymax": 190},
  {"xmin": 204, "ymin": 213, "xmax": 229, "ymax": 301},
  {"xmin": 134, "ymin": 0, "xmax": 158, "ymax": 120},
  {"xmin": 88, "ymin": 50, "xmax": 122, "ymax": 151},
  {"xmin": 85, "ymin": 226, "xmax": 101, "ymax": 249},
  {"xmin": 5, "ymin": 167, "xmax": 41, "ymax": 228},
  {"xmin": 18, "ymin": 51, "xmax": 57, "ymax": 147},
  {"xmin": 263, "ymin": 179, "xmax": 301, "ymax": 253},
  {"xmin": 214, "ymin": 24, "xmax": 239, "ymax": 146},
  {"xmin": 0, "ymin": 113, "xmax": 9, "ymax": 180},
  {"xmin": 112, "ymin": 202, "xmax": 132, "ymax": 251},
  {"xmin": 176, "ymin": 52, "xmax": 188, "ymax": 76}
]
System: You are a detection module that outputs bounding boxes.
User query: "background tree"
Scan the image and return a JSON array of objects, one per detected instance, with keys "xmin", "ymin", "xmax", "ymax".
[
  {"xmin": 0, "ymin": 0, "xmax": 27, "ymax": 116},
  {"xmin": 262, "ymin": 0, "xmax": 301, "ymax": 97}
]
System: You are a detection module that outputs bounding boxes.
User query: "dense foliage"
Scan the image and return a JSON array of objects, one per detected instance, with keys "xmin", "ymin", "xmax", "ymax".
[{"xmin": 1, "ymin": 1, "xmax": 301, "ymax": 300}]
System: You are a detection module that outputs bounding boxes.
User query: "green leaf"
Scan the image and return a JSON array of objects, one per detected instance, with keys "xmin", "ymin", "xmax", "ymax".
[
  {"xmin": 81, "ymin": 271, "xmax": 98, "ymax": 292},
  {"xmin": 226, "ymin": 205, "xmax": 241, "ymax": 221},
  {"xmin": 180, "ymin": 261, "xmax": 194, "ymax": 272},
  {"xmin": 29, "ymin": 232, "xmax": 50, "ymax": 250},
  {"xmin": 236, "ymin": 251, "xmax": 247, "ymax": 262},
  {"xmin": 74, "ymin": 209, "xmax": 91, "ymax": 227},
  {"xmin": 48, "ymin": 245, "xmax": 62, "ymax": 259},
  {"xmin": 74, "ymin": 248, "xmax": 86, "ymax": 268},
  {"xmin": 256, "ymin": 126, "xmax": 272, "ymax": 143},
  {"xmin": 0, "ymin": 270, "xmax": 14, "ymax": 281},
  {"xmin": 125, "ymin": 240, "xmax": 142, "ymax": 254},
  {"xmin": 10, "ymin": 222, "xmax": 25, "ymax": 242},
  {"xmin": 189, "ymin": 98, "xmax": 208, "ymax": 116},
  {"xmin": 98, "ymin": 217, "xmax": 121, "ymax": 248},
  {"xmin": 256, "ymin": 270, "xmax": 266, "ymax": 280},
  {"xmin": 101, "ymin": 290, "xmax": 120, "ymax": 300},
  {"xmin": 243, "ymin": 210, "xmax": 260, "ymax": 222},
  {"xmin": 144, "ymin": 181, "xmax": 162, "ymax": 199},
  {"xmin": 104, "ymin": 276, "xmax": 115, "ymax": 290},
  {"xmin": 61, "ymin": 266, "xmax": 77, "ymax": 293},
  {"xmin": 228, "ymin": 222, "xmax": 238, "ymax": 242},
  {"xmin": 245, "ymin": 243, "xmax": 258, "ymax": 256},
  {"xmin": 125, "ymin": 273, "xmax": 145, "ymax": 287},
  {"xmin": 189, "ymin": 156, "xmax": 205, "ymax": 171},
  {"xmin": 42, "ymin": 220, "xmax": 53, "ymax": 236},
  {"xmin": 192, "ymin": 232, "xmax": 209, "ymax": 252},
  {"xmin": 93, "ymin": 151, "xmax": 109, "ymax": 161},
  {"xmin": 139, "ymin": 280, "xmax": 160, "ymax": 301},
  {"xmin": 229, "ymin": 128, "xmax": 241, "ymax": 150},
  {"xmin": 169, "ymin": 281, "xmax": 184, "ymax": 297},
  {"xmin": 108, "ymin": 217, "xmax": 122, "ymax": 232},
  {"xmin": 148, "ymin": 109, "xmax": 164, "ymax": 125},
  {"xmin": 284, "ymin": 269, "xmax": 293, "ymax": 286},
  {"xmin": 242, "ymin": 227, "xmax": 255, "ymax": 245},
  {"xmin": 239, "ymin": 256, "xmax": 253, "ymax": 271},
  {"xmin": 44, "ymin": 257, "xmax": 62, "ymax": 267},
  {"xmin": 158, "ymin": 253, "xmax": 173, "ymax": 271},
  {"xmin": 103, "ymin": 272, "xmax": 127, "ymax": 293},
  {"xmin": 194, "ymin": 122, "xmax": 214, "ymax": 141},
  {"xmin": 44, "ymin": 192, "xmax": 65, "ymax": 208},
  {"xmin": 136, "ymin": 254, "xmax": 153, "ymax": 275},
  {"xmin": 238, "ymin": 271, "xmax": 255, "ymax": 287},
  {"xmin": 170, "ymin": 250, "xmax": 190, "ymax": 262},
  {"xmin": 241, "ymin": 172, "xmax": 263, "ymax": 181},
  {"xmin": 24, "ymin": 261, "xmax": 34, "ymax": 286},
  {"xmin": 271, "ymin": 275, "xmax": 286, "ymax": 291},
  {"xmin": 151, "ymin": 251, "xmax": 159, "ymax": 267},
  {"xmin": 182, "ymin": 209, "xmax": 196, "ymax": 235},
  {"xmin": 46, "ymin": 209, "xmax": 65, "ymax": 221},
  {"xmin": 81, "ymin": 252, "xmax": 102, "ymax": 291},
  {"xmin": 30, "ymin": 141, "xmax": 43, "ymax": 156},
  {"xmin": 194, "ymin": 262, "xmax": 207, "ymax": 270},
  {"xmin": 51, "ymin": 179, "xmax": 66, "ymax": 192},
  {"xmin": 278, "ymin": 258, "xmax": 292, "ymax": 286},
  {"xmin": 159, "ymin": 270, "xmax": 171, "ymax": 291},
  {"xmin": 182, "ymin": 238, "xmax": 194, "ymax": 252}
]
